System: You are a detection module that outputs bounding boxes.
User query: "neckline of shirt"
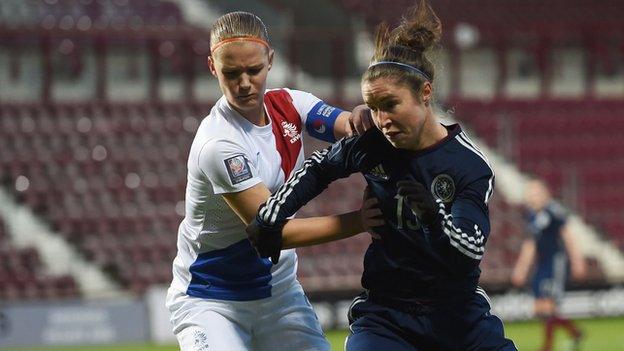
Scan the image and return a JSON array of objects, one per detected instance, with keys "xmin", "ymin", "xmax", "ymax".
[
  {"xmin": 220, "ymin": 96, "xmax": 274, "ymax": 136},
  {"xmin": 399, "ymin": 123, "xmax": 462, "ymax": 158}
]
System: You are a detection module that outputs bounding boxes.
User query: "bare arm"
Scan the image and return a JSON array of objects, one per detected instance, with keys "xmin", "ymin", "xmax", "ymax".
[
  {"xmin": 224, "ymin": 183, "xmax": 365, "ymax": 248},
  {"xmin": 247, "ymin": 130, "xmax": 384, "ymax": 263},
  {"xmin": 560, "ymin": 224, "xmax": 587, "ymax": 281},
  {"xmin": 511, "ymin": 239, "xmax": 536, "ymax": 287},
  {"xmin": 282, "ymin": 211, "xmax": 363, "ymax": 248},
  {"xmin": 222, "ymin": 183, "xmax": 272, "ymax": 225},
  {"xmin": 333, "ymin": 104, "xmax": 374, "ymax": 139}
]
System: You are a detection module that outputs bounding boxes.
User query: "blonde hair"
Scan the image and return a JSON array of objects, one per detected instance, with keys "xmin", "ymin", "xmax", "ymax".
[
  {"xmin": 210, "ymin": 11, "xmax": 270, "ymax": 55},
  {"xmin": 363, "ymin": 0, "xmax": 441, "ymax": 98}
]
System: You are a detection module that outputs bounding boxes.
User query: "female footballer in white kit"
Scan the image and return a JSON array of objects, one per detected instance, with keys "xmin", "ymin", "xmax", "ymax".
[{"xmin": 166, "ymin": 11, "xmax": 372, "ymax": 351}]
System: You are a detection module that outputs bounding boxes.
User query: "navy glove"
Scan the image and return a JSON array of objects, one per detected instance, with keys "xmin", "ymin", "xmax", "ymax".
[
  {"xmin": 246, "ymin": 211, "xmax": 284, "ymax": 265},
  {"xmin": 396, "ymin": 180, "xmax": 440, "ymax": 225}
]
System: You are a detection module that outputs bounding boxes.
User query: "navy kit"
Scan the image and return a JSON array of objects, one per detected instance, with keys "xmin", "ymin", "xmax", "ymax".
[
  {"xmin": 526, "ymin": 202, "xmax": 569, "ymax": 299},
  {"xmin": 254, "ymin": 124, "xmax": 517, "ymax": 350},
  {"xmin": 347, "ymin": 289, "xmax": 509, "ymax": 351}
]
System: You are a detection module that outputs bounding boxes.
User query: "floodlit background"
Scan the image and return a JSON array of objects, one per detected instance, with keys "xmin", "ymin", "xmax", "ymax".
[{"xmin": 1, "ymin": 0, "xmax": 623, "ymax": 350}]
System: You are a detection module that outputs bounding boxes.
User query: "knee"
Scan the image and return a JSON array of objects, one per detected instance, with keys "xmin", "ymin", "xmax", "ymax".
[{"xmin": 534, "ymin": 299, "xmax": 556, "ymax": 318}]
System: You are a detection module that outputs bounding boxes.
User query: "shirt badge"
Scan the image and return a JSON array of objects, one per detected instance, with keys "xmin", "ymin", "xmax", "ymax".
[
  {"xmin": 431, "ymin": 174, "xmax": 455, "ymax": 203},
  {"xmin": 224, "ymin": 155, "xmax": 252, "ymax": 185},
  {"xmin": 281, "ymin": 121, "xmax": 301, "ymax": 144}
]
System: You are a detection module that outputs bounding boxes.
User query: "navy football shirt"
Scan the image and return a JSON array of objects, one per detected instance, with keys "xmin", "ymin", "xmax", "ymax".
[
  {"xmin": 525, "ymin": 201, "xmax": 568, "ymax": 267},
  {"xmin": 259, "ymin": 124, "xmax": 495, "ymax": 304}
]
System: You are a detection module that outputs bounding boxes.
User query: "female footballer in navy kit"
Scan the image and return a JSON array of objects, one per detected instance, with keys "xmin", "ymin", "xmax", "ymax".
[{"xmin": 247, "ymin": 1, "xmax": 517, "ymax": 350}]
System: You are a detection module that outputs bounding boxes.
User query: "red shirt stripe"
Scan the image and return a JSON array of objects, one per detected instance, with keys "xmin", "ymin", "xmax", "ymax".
[{"xmin": 264, "ymin": 90, "xmax": 303, "ymax": 180}]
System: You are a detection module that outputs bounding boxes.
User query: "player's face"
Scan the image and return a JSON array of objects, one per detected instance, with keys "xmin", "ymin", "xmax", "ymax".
[
  {"xmin": 208, "ymin": 42, "xmax": 273, "ymax": 118},
  {"xmin": 362, "ymin": 77, "xmax": 432, "ymax": 150},
  {"xmin": 525, "ymin": 180, "xmax": 551, "ymax": 211}
]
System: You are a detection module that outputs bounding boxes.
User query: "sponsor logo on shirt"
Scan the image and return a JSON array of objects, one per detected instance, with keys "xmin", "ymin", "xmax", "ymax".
[
  {"xmin": 224, "ymin": 155, "xmax": 253, "ymax": 185},
  {"xmin": 368, "ymin": 164, "xmax": 390, "ymax": 181}
]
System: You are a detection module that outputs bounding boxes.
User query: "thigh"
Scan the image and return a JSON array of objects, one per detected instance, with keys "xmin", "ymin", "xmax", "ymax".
[
  {"xmin": 533, "ymin": 272, "xmax": 557, "ymax": 299},
  {"xmin": 459, "ymin": 290, "xmax": 518, "ymax": 351},
  {"xmin": 176, "ymin": 311, "xmax": 251, "ymax": 351},
  {"xmin": 464, "ymin": 313, "xmax": 517, "ymax": 351},
  {"xmin": 253, "ymin": 285, "xmax": 329, "ymax": 351},
  {"xmin": 346, "ymin": 293, "xmax": 419, "ymax": 351},
  {"xmin": 533, "ymin": 257, "xmax": 567, "ymax": 300},
  {"xmin": 167, "ymin": 289, "xmax": 252, "ymax": 351},
  {"xmin": 346, "ymin": 315, "xmax": 416, "ymax": 351}
]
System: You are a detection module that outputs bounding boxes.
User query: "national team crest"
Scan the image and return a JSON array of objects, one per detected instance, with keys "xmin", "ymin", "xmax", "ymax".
[
  {"xmin": 431, "ymin": 174, "xmax": 455, "ymax": 203},
  {"xmin": 224, "ymin": 155, "xmax": 252, "ymax": 185},
  {"xmin": 192, "ymin": 330, "xmax": 210, "ymax": 351},
  {"xmin": 281, "ymin": 120, "xmax": 301, "ymax": 144}
]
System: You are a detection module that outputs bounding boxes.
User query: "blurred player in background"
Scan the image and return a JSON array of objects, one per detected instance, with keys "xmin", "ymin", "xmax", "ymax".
[
  {"xmin": 512, "ymin": 179, "xmax": 586, "ymax": 351},
  {"xmin": 165, "ymin": 11, "xmax": 372, "ymax": 351},
  {"xmin": 247, "ymin": 1, "xmax": 517, "ymax": 349}
]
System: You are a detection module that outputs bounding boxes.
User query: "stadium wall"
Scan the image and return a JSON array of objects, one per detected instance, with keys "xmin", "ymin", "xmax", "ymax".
[
  {"xmin": 1, "ymin": 286, "xmax": 624, "ymax": 347},
  {"xmin": 0, "ymin": 298, "xmax": 147, "ymax": 348}
]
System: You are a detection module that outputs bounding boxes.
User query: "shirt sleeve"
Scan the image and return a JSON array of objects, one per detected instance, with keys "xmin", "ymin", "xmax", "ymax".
[
  {"xmin": 198, "ymin": 138, "xmax": 262, "ymax": 194},
  {"xmin": 258, "ymin": 128, "xmax": 384, "ymax": 226},
  {"xmin": 523, "ymin": 211, "xmax": 539, "ymax": 239},
  {"xmin": 285, "ymin": 88, "xmax": 344, "ymax": 143},
  {"xmin": 431, "ymin": 172, "xmax": 494, "ymax": 271},
  {"xmin": 548, "ymin": 201, "xmax": 569, "ymax": 227}
]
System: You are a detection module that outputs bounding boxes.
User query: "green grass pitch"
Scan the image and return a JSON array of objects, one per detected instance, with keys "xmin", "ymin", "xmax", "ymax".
[{"xmin": 5, "ymin": 317, "xmax": 624, "ymax": 351}]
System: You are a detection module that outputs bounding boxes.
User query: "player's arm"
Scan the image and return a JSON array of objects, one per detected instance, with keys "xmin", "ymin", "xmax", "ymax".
[
  {"xmin": 258, "ymin": 129, "xmax": 380, "ymax": 227},
  {"xmin": 280, "ymin": 185, "xmax": 382, "ymax": 248},
  {"xmin": 221, "ymin": 175, "xmax": 363, "ymax": 248},
  {"xmin": 334, "ymin": 104, "xmax": 374, "ymax": 139},
  {"xmin": 397, "ymin": 173, "xmax": 494, "ymax": 272},
  {"xmin": 560, "ymin": 223, "xmax": 586, "ymax": 281},
  {"xmin": 511, "ymin": 239, "xmax": 536, "ymax": 287},
  {"xmin": 222, "ymin": 183, "xmax": 271, "ymax": 225},
  {"xmin": 289, "ymin": 89, "xmax": 373, "ymax": 142},
  {"xmin": 281, "ymin": 213, "xmax": 363, "ymax": 248},
  {"xmin": 248, "ymin": 129, "xmax": 383, "ymax": 262},
  {"xmin": 433, "ymin": 176, "xmax": 493, "ymax": 271}
]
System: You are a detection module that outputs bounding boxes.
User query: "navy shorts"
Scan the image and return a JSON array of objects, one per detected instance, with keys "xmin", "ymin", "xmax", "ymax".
[
  {"xmin": 532, "ymin": 254, "xmax": 568, "ymax": 299},
  {"xmin": 346, "ymin": 288, "xmax": 517, "ymax": 351}
]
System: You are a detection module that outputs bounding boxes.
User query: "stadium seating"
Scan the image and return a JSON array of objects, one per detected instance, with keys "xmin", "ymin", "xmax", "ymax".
[
  {"xmin": 0, "ymin": 0, "xmax": 184, "ymax": 29},
  {"xmin": 452, "ymin": 99, "xmax": 624, "ymax": 251},
  {"xmin": 0, "ymin": 218, "xmax": 79, "ymax": 300},
  {"xmin": 0, "ymin": 0, "xmax": 612, "ymax": 297},
  {"xmin": 0, "ymin": 103, "xmax": 209, "ymax": 294},
  {"xmin": 335, "ymin": 0, "xmax": 624, "ymax": 35},
  {"xmin": 0, "ymin": 101, "xmax": 531, "ymax": 293},
  {"xmin": 326, "ymin": 0, "xmax": 623, "ymax": 253},
  {"xmin": 1, "ymin": 98, "xmax": 611, "ymax": 293}
]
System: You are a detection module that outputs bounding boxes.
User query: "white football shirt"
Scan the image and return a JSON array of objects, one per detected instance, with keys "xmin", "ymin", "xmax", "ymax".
[{"xmin": 170, "ymin": 88, "xmax": 342, "ymax": 301}]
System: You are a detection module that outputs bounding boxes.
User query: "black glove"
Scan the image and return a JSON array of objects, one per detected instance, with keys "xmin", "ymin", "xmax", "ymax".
[
  {"xmin": 246, "ymin": 214, "xmax": 284, "ymax": 265},
  {"xmin": 396, "ymin": 180, "xmax": 440, "ymax": 225}
]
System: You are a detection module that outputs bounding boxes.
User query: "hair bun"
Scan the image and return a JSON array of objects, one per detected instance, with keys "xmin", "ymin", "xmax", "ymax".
[
  {"xmin": 393, "ymin": 1, "xmax": 441, "ymax": 53},
  {"xmin": 365, "ymin": 0, "xmax": 441, "ymax": 85},
  {"xmin": 397, "ymin": 26, "xmax": 436, "ymax": 52}
]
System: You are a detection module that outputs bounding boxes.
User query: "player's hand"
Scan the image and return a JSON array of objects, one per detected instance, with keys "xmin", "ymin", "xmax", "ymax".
[
  {"xmin": 510, "ymin": 270, "xmax": 527, "ymax": 288},
  {"xmin": 348, "ymin": 104, "xmax": 374, "ymax": 136},
  {"xmin": 396, "ymin": 180, "xmax": 440, "ymax": 225},
  {"xmin": 246, "ymin": 216, "xmax": 283, "ymax": 265},
  {"xmin": 571, "ymin": 260, "xmax": 587, "ymax": 282},
  {"xmin": 360, "ymin": 186, "xmax": 383, "ymax": 239}
]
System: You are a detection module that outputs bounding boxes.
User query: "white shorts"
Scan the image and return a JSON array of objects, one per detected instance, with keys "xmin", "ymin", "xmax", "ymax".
[{"xmin": 166, "ymin": 281, "xmax": 330, "ymax": 351}]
